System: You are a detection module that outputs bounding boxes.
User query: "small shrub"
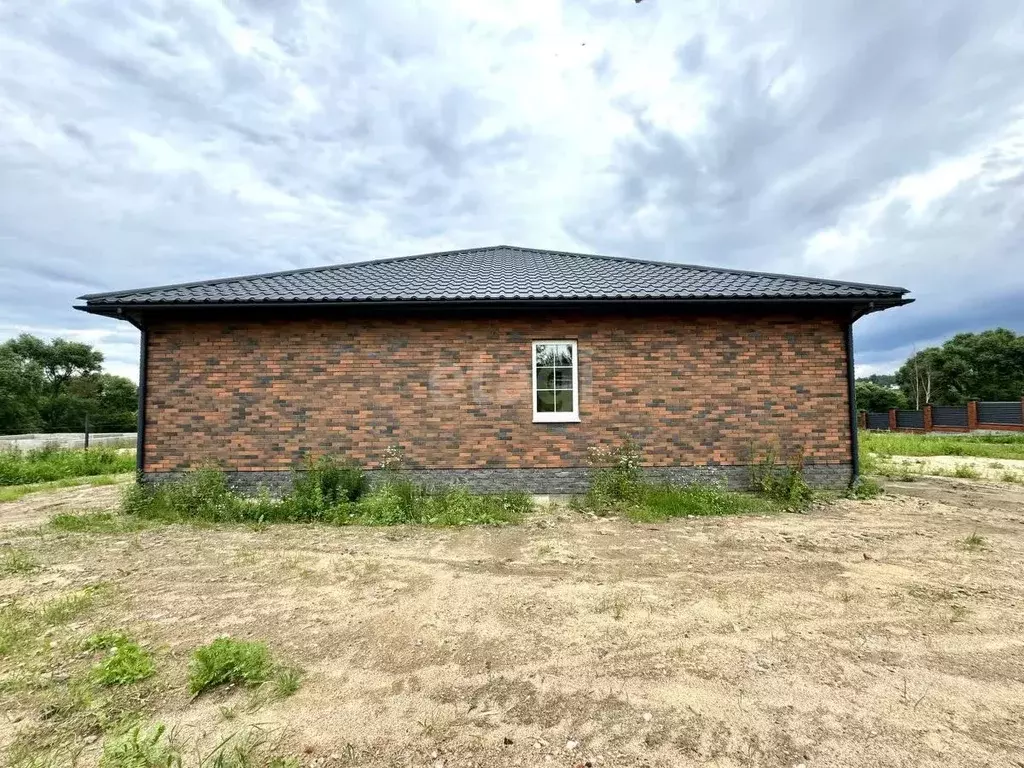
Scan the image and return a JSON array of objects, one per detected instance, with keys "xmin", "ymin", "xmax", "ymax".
[
  {"xmin": 289, "ymin": 456, "xmax": 368, "ymax": 520},
  {"xmin": 848, "ymin": 477, "xmax": 884, "ymax": 499},
  {"xmin": 189, "ymin": 638, "xmax": 275, "ymax": 696},
  {"xmin": 586, "ymin": 439, "xmax": 645, "ymax": 507},
  {"xmin": 1000, "ymin": 470, "xmax": 1022, "ymax": 483},
  {"xmin": 91, "ymin": 640, "xmax": 156, "ymax": 686},
  {"xmin": 1, "ymin": 549, "xmax": 40, "ymax": 575},
  {"xmin": 100, "ymin": 723, "xmax": 182, "ymax": 768},
  {"xmin": 952, "ymin": 463, "xmax": 982, "ymax": 479},
  {"xmin": 750, "ymin": 447, "xmax": 813, "ymax": 508}
]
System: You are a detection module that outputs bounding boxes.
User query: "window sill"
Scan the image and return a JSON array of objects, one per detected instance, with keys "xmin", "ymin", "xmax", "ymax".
[{"xmin": 532, "ymin": 415, "xmax": 581, "ymax": 424}]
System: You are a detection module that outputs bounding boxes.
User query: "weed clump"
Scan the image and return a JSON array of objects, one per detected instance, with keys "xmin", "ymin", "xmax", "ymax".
[
  {"xmin": 120, "ymin": 457, "xmax": 531, "ymax": 528},
  {"xmin": 848, "ymin": 477, "xmax": 884, "ymax": 499},
  {"xmin": 289, "ymin": 456, "xmax": 369, "ymax": 520},
  {"xmin": 188, "ymin": 637, "xmax": 275, "ymax": 696},
  {"xmin": 578, "ymin": 439, "xmax": 781, "ymax": 521},
  {"xmin": 749, "ymin": 447, "xmax": 813, "ymax": 508},
  {"xmin": 89, "ymin": 634, "xmax": 156, "ymax": 686}
]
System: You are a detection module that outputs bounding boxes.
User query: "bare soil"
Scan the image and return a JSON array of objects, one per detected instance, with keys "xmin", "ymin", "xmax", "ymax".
[{"xmin": 2, "ymin": 476, "xmax": 1024, "ymax": 767}]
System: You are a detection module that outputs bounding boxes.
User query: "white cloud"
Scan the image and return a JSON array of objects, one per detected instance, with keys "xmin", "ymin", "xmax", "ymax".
[{"xmin": 0, "ymin": 0, "xmax": 1021, "ymax": 380}]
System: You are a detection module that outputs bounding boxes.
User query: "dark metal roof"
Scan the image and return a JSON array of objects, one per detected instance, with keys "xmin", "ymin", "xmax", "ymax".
[{"xmin": 77, "ymin": 245, "xmax": 910, "ymax": 313}]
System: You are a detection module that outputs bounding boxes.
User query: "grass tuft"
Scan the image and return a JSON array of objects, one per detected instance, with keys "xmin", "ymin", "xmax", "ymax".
[
  {"xmin": 952, "ymin": 463, "xmax": 982, "ymax": 479},
  {"xmin": 99, "ymin": 723, "xmax": 182, "ymax": 768},
  {"xmin": 959, "ymin": 530, "xmax": 987, "ymax": 551},
  {"xmin": 1, "ymin": 549, "xmax": 40, "ymax": 575},
  {"xmin": 272, "ymin": 667, "xmax": 303, "ymax": 699},
  {"xmin": 188, "ymin": 638, "xmax": 275, "ymax": 696}
]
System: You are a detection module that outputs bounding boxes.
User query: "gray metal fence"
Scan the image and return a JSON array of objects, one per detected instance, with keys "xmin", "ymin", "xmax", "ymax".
[
  {"xmin": 932, "ymin": 405, "xmax": 968, "ymax": 428},
  {"xmin": 866, "ymin": 412, "xmax": 890, "ymax": 430},
  {"xmin": 896, "ymin": 410, "xmax": 925, "ymax": 429},
  {"xmin": 977, "ymin": 401, "xmax": 1023, "ymax": 425}
]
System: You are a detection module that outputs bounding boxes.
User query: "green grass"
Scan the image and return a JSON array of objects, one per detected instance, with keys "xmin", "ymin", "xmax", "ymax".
[
  {"xmin": 1, "ymin": 549, "xmax": 40, "ymax": 575},
  {"xmin": 121, "ymin": 467, "xmax": 532, "ymax": 528},
  {"xmin": 860, "ymin": 431, "xmax": 1024, "ymax": 461},
  {"xmin": 99, "ymin": 724, "xmax": 182, "ymax": 768},
  {"xmin": 0, "ymin": 586, "xmax": 109, "ymax": 657},
  {"xmin": 0, "ymin": 446, "xmax": 135, "ymax": 486},
  {"xmin": 188, "ymin": 638, "xmax": 276, "ymax": 696},
  {"xmin": 49, "ymin": 511, "xmax": 150, "ymax": 533},
  {"xmin": 0, "ymin": 474, "xmax": 124, "ymax": 503},
  {"xmin": 847, "ymin": 477, "xmax": 885, "ymax": 499},
  {"xmin": 92, "ymin": 643, "xmax": 156, "ymax": 687},
  {"xmin": 627, "ymin": 483, "xmax": 778, "ymax": 522}
]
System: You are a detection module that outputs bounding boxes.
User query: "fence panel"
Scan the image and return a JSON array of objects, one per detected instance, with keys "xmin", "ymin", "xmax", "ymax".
[
  {"xmin": 866, "ymin": 412, "xmax": 890, "ymax": 430},
  {"xmin": 896, "ymin": 410, "xmax": 924, "ymax": 429},
  {"xmin": 977, "ymin": 401, "xmax": 1023, "ymax": 425},
  {"xmin": 932, "ymin": 405, "xmax": 968, "ymax": 428}
]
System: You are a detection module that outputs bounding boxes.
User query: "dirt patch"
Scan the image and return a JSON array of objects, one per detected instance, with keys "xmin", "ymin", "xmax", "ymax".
[
  {"xmin": 2, "ymin": 479, "xmax": 1024, "ymax": 767},
  {"xmin": 0, "ymin": 481, "xmax": 124, "ymax": 529}
]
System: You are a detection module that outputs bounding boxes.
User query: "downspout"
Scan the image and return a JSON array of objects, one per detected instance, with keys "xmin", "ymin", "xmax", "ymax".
[
  {"xmin": 845, "ymin": 316, "xmax": 859, "ymax": 486},
  {"xmin": 136, "ymin": 325, "xmax": 148, "ymax": 479}
]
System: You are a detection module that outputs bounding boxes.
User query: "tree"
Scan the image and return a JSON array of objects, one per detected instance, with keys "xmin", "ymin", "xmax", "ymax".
[
  {"xmin": 0, "ymin": 334, "xmax": 136, "ymax": 434},
  {"xmin": 895, "ymin": 328, "xmax": 1024, "ymax": 405},
  {"xmin": 855, "ymin": 381, "xmax": 908, "ymax": 413},
  {"xmin": 0, "ymin": 348, "xmax": 45, "ymax": 433},
  {"xmin": 857, "ymin": 373, "xmax": 898, "ymax": 388}
]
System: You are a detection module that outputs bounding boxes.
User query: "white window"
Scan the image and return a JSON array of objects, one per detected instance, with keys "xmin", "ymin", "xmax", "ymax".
[{"xmin": 532, "ymin": 340, "xmax": 579, "ymax": 423}]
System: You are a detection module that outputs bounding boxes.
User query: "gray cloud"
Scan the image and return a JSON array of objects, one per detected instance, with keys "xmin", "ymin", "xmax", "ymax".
[{"xmin": 0, "ymin": 0, "xmax": 1021, "ymax": 381}]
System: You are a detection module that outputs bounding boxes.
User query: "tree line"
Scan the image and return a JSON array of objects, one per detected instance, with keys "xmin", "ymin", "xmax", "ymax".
[
  {"xmin": 0, "ymin": 334, "xmax": 137, "ymax": 435},
  {"xmin": 856, "ymin": 328, "xmax": 1024, "ymax": 413}
]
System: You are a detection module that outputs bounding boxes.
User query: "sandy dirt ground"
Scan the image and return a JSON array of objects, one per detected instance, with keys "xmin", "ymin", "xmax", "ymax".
[
  {"xmin": 885, "ymin": 454, "xmax": 1024, "ymax": 480},
  {"xmin": 2, "ymin": 476, "xmax": 1024, "ymax": 767}
]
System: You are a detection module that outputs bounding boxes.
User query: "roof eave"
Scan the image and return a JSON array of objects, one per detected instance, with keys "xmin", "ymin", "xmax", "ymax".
[{"xmin": 76, "ymin": 294, "xmax": 912, "ymax": 320}]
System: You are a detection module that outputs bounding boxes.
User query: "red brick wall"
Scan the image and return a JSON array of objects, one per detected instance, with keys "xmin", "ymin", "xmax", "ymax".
[{"xmin": 143, "ymin": 312, "xmax": 851, "ymax": 472}]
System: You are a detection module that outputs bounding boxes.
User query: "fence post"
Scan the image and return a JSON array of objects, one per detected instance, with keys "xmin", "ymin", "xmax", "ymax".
[
  {"xmin": 923, "ymin": 404, "xmax": 933, "ymax": 432},
  {"xmin": 967, "ymin": 401, "xmax": 979, "ymax": 431},
  {"xmin": 84, "ymin": 414, "xmax": 90, "ymax": 450},
  {"xmin": 858, "ymin": 410, "xmax": 867, "ymax": 429},
  {"xmin": 888, "ymin": 408, "xmax": 898, "ymax": 432},
  {"xmin": 1020, "ymin": 397, "xmax": 1024, "ymax": 427}
]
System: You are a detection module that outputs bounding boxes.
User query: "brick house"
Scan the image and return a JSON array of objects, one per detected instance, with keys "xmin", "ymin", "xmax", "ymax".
[{"xmin": 77, "ymin": 246, "xmax": 910, "ymax": 492}]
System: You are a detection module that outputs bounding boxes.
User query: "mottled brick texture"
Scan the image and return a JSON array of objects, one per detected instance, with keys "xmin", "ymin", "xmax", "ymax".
[{"xmin": 143, "ymin": 312, "xmax": 852, "ymax": 486}]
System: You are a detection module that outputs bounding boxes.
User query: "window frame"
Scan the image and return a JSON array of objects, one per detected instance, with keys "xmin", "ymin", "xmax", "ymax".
[{"xmin": 531, "ymin": 340, "xmax": 580, "ymax": 423}]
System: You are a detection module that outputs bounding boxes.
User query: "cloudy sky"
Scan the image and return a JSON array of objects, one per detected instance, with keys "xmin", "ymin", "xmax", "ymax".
[{"xmin": 1, "ymin": 0, "xmax": 1022, "ymax": 380}]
